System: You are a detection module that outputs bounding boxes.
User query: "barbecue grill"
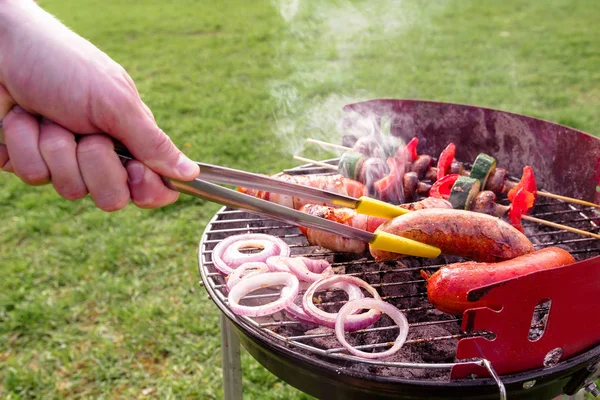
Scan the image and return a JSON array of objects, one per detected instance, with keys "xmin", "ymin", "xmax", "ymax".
[{"xmin": 198, "ymin": 100, "xmax": 600, "ymax": 400}]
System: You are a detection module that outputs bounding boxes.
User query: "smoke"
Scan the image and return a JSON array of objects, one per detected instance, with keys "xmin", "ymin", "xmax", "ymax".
[{"xmin": 269, "ymin": 0, "xmax": 448, "ymax": 159}]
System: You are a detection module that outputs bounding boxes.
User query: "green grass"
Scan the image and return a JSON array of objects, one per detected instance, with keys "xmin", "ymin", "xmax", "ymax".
[{"xmin": 2, "ymin": 0, "xmax": 600, "ymax": 398}]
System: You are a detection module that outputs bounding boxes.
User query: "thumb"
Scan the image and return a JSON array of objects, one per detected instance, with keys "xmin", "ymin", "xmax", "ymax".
[{"xmin": 98, "ymin": 89, "xmax": 199, "ymax": 181}]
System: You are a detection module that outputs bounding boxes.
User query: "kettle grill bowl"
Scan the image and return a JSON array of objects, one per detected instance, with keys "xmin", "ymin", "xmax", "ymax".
[{"xmin": 199, "ymin": 100, "xmax": 600, "ymax": 400}]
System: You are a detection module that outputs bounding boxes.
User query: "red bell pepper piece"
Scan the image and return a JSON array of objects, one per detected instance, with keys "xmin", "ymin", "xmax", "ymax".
[
  {"xmin": 394, "ymin": 137, "xmax": 419, "ymax": 165},
  {"xmin": 436, "ymin": 143, "xmax": 456, "ymax": 181},
  {"xmin": 429, "ymin": 174, "xmax": 459, "ymax": 200},
  {"xmin": 405, "ymin": 137, "xmax": 419, "ymax": 162},
  {"xmin": 374, "ymin": 158, "xmax": 404, "ymax": 204},
  {"xmin": 508, "ymin": 166, "xmax": 537, "ymax": 203},
  {"xmin": 509, "ymin": 186, "xmax": 536, "ymax": 232}
]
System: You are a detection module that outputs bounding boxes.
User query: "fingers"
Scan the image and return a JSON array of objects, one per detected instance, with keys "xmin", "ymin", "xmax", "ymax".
[
  {"xmin": 38, "ymin": 119, "xmax": 88, "ymax": 200},
  {"xmin": 0, "ymin": 83, "xmax": 16, "ymax": 120},
  {"xmin": 77, "ymin": 134, "xmax": 130, "ymax": 212},
  {"xmin": 94, "ymin": 77, "xmax": 199, "ymax": 182},
  {"xmin": 126, "ymin": 160, "xmax": 179, "ymax": 208},
  {"xmin": 0, "ymin": 145, "xmax": 8, "ymax": 170},
  {"xmin": 2, "ymin": 106, "xmax": 50, "ymax": 185}
]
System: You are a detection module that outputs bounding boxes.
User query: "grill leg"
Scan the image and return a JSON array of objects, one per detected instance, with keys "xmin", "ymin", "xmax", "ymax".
[{"xmin": 220, "ymin": 313, "xmax": 243, "ymax": 400}]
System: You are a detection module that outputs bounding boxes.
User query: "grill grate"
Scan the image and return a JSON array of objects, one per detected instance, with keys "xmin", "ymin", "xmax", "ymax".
[{"xmin": 199, "ymin": 163, "xmax": 600, "ymax": 381}]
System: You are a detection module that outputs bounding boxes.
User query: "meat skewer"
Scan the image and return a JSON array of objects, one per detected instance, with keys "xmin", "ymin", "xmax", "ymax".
[
  {"xmin": 290, "ymin": 156, "xmax": 600, "ymax": 240},
  {"xmin": 305, "ymin": 137, "xmax": 600, "ymax": 209}
]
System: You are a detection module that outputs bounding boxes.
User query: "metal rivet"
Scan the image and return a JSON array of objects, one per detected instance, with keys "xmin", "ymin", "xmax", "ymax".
[{"xmin": 523, "ymin": 380, "xmax": 536, "ymax": 389}]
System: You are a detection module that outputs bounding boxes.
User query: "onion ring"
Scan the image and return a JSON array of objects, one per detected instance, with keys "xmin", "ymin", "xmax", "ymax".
[
  {"xmin": 266, "ymin": 255, "xmax": 291, "ymax": 272},
  {"xmin": 302, "ymin": 275, "xmax": 381, "ymax": 331},
  {"xmin": 335, "ymin": 298, "xmax": 409, "ymax": 359},
  {"xmin": 212, "ymin": 234, "xmax": 290, "ymax": 275},
  {"xmin": 226, "ymin": 262, "xmax": 269, "ymax": 292},
  {"xmin": 228, "ymin": 272, "xmax": 299, "ymax": 317},
  {"xmin": 285, "ymin": 280, "xmax": 364, "ymax": 324},
  {"xmin": 284, "ymin": 257, "xmax": 333, "ymax": 282}
]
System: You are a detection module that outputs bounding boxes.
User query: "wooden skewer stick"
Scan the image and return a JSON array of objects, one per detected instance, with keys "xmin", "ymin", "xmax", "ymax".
[
  {"xmin": 293, "ymin": 155, "xmax": 338, "ymax": 170},
  {"xmin": 293, "ymin": 154, "xmax": 600, "ymax": 240},
  {"xmin": 306, "ymin": 138, "xmax": 600, "ymax": 210},
  {"xmin": 306, "ymin": 138, "xmax": 352, "ymax": 152},
  {"xmin": 534, "ymin": 191, "xmax": 600, "ymax": 209},
  {"xmin": 522, "ymin": 215, "xmax": 600, "ymax": 240}
]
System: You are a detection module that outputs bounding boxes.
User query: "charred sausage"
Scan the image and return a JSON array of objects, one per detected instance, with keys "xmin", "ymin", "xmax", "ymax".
[
  {"xmin": 370, "ymin": 208, "xmax": 534, "ymax": 262},
  {"xmin": 300, "ymin": 198, "xmax": 453, "ymax": 254},
  {"xmin": 300, "ymin": 204, "xmax": 369, "ymax": 254},
  {"xmin": 422, "ymin": 247, "xmax": 575, "ymax": 315}
]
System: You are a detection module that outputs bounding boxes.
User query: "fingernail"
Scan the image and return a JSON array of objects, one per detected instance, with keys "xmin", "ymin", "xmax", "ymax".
[
  {"xmin": 176, "ymin": 154, "xmax": 199, "ymax": 178},
  {"xmin": 11, "ymin": 106, "xmax": 26, "ymax": 114},
  {"xmin": 127, "ymin": 162, "xmax": 145, "ymax": 185}
]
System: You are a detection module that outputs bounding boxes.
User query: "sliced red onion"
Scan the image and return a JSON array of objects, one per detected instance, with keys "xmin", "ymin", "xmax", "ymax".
[
  {"xmin": 266, "ymin": 255, "xmax": 291, "ymax": 272},
  {"xmin": 228, "ymin": 272, "xmax": 299, "ymax": 317},
  {"xmin": 335, "ymin": 298, "xmax": 409, "ymax": 359},
  {"xmin": 285, "ymin": 300, "xmax": 319, "ymax": 325},
  {"xmin": 284, "ymin": 257, "xmax": 333, "ymax": 282},
  {"xmin": 302, "ymin": 275, "xmax": 381, "ymax": 331},
  {"xmin": 285, "ymin": 280, "xmax": 364, "ymax": 324},
  {"xmin": 212, "ymin": 234, "xmax": 290, "ymax": 275},
  {"xmin": 226, "ymin": 262, "xmax": 270, "ymax": 292}
]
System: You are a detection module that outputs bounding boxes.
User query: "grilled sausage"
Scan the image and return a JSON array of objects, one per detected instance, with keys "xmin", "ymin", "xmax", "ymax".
[
  {"xmin": 300, "ymin": 198, "xmax": 453, "ymax": 254},
  {"xmin": 300, "ymin": 204, "xmax": 369, "ymax": 254},
  {"xmin": 370, "ymin": 208, "xmax": 534, "ymax": 262},
  {"xmin": 422, "ymin": 247, "xmax": 575, "ymax": 315},
  {"xmin": 239, "ymin": 174, "xmax": 367, "ymax": 210}
]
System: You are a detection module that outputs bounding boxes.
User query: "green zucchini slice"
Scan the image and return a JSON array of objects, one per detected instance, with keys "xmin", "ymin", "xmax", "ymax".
[
  {"xmin": 338, "ymin": 152, "xmax": 365, "ymax": 180},
  {"xmin": 470, "ymin": 153, "xmax": 497, "ymax": 188},
  {"xmin": 449, "ymin": 176, "xmax": 481, "ymax": 210}
]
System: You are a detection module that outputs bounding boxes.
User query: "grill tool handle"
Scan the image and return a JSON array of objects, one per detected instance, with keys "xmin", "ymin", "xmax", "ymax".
[{"xmin": 0, "ymin": 125, "xmax": 441, "ymax": 258}]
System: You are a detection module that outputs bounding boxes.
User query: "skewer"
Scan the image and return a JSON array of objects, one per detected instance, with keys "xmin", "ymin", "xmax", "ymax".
[
  {"xmin": 305, "ymin": 138, "xmax": 600, "ymax": 210},
  {"xmin": 293, "ymin": 154, "xmax": 600, "ymax": 241},
  {"xmin": 306, "ymin": 138, "xmax": 352, "ymax": 152},
  {"xmin": 522, "ymin": 216, "xmax": 600, "ymax": 240},
  {"xmin": 293, "ymin": 156, "xmax": 338, "ymax": 170},
  {"xmin": 533, "ymin": 191, "xmax": 600, "ymax": 209}
]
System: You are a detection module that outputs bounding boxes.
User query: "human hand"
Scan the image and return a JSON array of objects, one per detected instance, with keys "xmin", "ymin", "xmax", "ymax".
[{"xmin": 0, "ymin": 0, "xmax": 199, "ymax": 211}]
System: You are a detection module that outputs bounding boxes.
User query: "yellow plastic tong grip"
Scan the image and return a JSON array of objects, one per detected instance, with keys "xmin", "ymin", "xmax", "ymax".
[
  {"xmin": 369, "ymin": 231, "xmax": 441, "ymax": 259},
  {"xmin": 354, "ymin": 197, "xmax": 412, "ymax": 219}
]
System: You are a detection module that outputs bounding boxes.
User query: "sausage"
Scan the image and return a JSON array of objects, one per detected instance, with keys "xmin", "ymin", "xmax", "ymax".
[
  {"xmin": 422, "ymin": 247, "xmax": 575, "ymax": 315},
  {"xmin": 300, "ymin": 198, "xmax": 453, "ymax": 254},
  {"xmin": 239, "ymin": 174, "xmax": 367, "ymax": 210},
  {"xmin": 370, "ymin": 208, "xmax": 534, "ymax": 262},
  {"xmin": 300, "ymin": 204, "xmax": 369, "ymax": 254}
]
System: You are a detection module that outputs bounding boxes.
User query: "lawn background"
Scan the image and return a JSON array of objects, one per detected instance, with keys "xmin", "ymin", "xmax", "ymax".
[{"xmin": 1, "ymin": 0, "xmax": 599, "ymax": 399}]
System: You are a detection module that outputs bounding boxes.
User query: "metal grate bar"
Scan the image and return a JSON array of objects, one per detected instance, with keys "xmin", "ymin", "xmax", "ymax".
[
  {"xmin": 324, "ymin": 334, "xmax": 485, "ymax": 354},
  {"xmin": 285, "ymin": 319, "xmax": 460, "ymax": 340}
]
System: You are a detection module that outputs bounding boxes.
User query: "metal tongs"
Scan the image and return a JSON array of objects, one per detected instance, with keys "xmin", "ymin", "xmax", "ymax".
[{"xmin": 0, "ymin": 124, "xmax": 441, "ymax": 258}]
